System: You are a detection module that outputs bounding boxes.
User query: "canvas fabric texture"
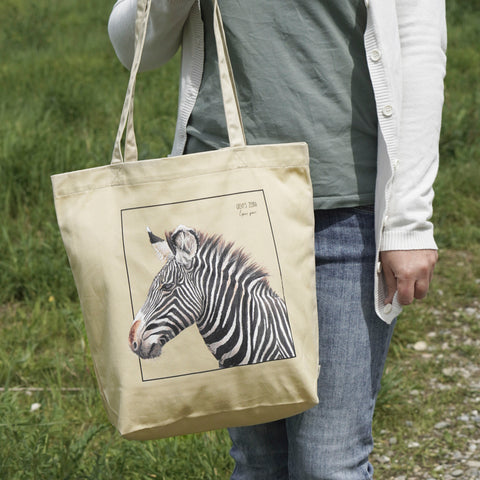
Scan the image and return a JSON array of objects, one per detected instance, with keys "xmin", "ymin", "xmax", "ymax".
[{"xmin": 51, "ymin": 0, "xmax": 319, "ymax": 440}]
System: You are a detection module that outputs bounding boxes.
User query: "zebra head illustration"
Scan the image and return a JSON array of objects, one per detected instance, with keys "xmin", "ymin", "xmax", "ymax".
[
  {"xmin": 129, "ymin": 225, "xmax": 295, "ymax": 367},
  {"xmin": 129, "ymin": 225, "xmax": 202, "ymax": 360}
]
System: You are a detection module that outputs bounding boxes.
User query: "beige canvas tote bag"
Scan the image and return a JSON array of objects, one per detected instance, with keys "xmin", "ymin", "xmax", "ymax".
[{"xmin": 51, "ymin": 0, "xmax": 319, "ymax": 440}]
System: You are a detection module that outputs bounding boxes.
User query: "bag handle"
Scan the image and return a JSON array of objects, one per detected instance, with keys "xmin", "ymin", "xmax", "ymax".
[
  {"xmin": 111, "ymin": 0, "xmax": 246, "ymax": 165},
  {"xmin": 212, "ymin": 0, "xmax": 246, "ymax": 148}
]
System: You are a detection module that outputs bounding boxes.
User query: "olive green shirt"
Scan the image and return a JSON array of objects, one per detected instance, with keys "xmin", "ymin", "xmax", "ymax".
[{"xmin": 185, "ymin": 0, "xmax": 378, "ymax": 209}]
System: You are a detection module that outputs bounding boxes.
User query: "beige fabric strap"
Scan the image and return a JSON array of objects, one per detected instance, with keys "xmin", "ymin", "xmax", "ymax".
[
  {"xmin": 111, "ymin": 0, "xmax": 246, "ymax": 164},
  {"xmin": 212, "ymin": 0, "xmax": 246, "ymax": 147},
  {"xmin": 111, "ymin": 0, "xmax": 150, "ymax": 164}
]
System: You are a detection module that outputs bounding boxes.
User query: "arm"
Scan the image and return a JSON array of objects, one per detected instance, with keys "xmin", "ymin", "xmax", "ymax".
[
  {"xmin": 380, "ymin": 1, "xmax": 446, "ymax": 305},
  {"xmin": 108, "ymin": 0, "xmax": 196, "ymax": 71},
  {"xmin": 381, "ymin": 0, "xmax": 446, "ymax": 250}
]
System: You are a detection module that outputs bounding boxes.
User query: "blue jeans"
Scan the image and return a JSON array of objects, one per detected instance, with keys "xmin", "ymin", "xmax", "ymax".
[{"xmin": 229, "ymin": 207, "xmax": 396, "ymax": 480}]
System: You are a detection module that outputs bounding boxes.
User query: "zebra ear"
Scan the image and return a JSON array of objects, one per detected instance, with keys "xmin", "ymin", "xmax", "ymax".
[
  {"xmin": 169, "ymin": 225, "xmax": 198, "ymax": 268},
  {"xmin": 147, "ymin": 227, "xmax": 173, "ymax": 263}
]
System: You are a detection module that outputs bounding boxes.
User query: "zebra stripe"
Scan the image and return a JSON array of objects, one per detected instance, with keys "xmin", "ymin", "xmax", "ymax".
[{"xmin": 129, "ymin": 226, "xmax": 295, "ymax": 367}]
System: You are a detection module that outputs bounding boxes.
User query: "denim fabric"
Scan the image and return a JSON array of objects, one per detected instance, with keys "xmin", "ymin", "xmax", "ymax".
[{"xmin": 229, "ymin": 207, "xmax": 396, "ymax": 480}]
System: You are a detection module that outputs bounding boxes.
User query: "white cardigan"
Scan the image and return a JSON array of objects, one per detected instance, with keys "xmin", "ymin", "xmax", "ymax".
[{"xmin": 108, "ymin": 0, "xmax": 447, "ymax": 324}]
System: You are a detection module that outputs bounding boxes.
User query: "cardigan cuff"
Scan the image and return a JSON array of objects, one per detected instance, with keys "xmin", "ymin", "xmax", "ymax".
[{"xmin": 380, "ymin": 228, "xmax": 438, "ymax": 251}]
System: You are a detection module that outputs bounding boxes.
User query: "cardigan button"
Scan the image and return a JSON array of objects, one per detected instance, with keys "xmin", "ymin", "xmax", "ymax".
[
  {"xmin": 384, "ymin": 303, "xmax": 393, "ymax": 315},
  {"xmin": 370, "ymin": 49, "xmax": 382, "ymax": 62},
  {"xmin": 376, "ymin": 261, "xmax": 382, "ymax": 273},
  {"xmin": 382, "ymin": 105, "xmax": 394, "ymax": 117}
]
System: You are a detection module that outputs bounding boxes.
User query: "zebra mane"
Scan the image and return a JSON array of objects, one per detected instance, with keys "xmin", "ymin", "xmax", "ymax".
[{"xmin": 198, "ymin": 232, "xmax": 270, "ymax": 283}]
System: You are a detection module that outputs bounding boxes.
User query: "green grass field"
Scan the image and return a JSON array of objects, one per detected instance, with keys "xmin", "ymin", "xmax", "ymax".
[{"xmin": 1, "ymin": 0, "xmax": 479, "ymax": 478}]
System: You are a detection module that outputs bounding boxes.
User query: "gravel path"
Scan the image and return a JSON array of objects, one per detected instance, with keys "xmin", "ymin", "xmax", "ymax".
[{"xmin": 372, "ymin": 300, "xmax": 480, "ymax": 479}]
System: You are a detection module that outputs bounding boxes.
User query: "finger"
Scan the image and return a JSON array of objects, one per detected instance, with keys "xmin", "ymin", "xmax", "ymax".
[
  {"xmin": 412, "ymin": 256, "xmax": 436, "ymax": 300},
  {"xmin": 396, "ymin": 276, "xmax": 415, "ymax": 305},
  {"xmin": 414, "ymin": 278, "xmax": 430, "ymax": 300},
  {"xmin": 382, "ymin": 265, "xmax": 397, "ymax": 305}
]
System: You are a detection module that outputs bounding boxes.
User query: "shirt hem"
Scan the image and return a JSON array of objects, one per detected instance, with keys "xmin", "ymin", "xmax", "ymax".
[{"xmin": 313, "ymin": 194, "xmax": 375, "ymax": 211}]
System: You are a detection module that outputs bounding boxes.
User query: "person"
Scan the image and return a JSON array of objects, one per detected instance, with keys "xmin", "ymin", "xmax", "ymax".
[{"xmin": 108, "ymin": 0, "xmax": 447, "ymax": 478}]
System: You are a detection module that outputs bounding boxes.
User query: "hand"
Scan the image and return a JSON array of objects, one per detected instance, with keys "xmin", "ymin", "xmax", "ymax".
[{"xmin": 380, "ymin": 249, "xmax": 438, "ymax": 305}]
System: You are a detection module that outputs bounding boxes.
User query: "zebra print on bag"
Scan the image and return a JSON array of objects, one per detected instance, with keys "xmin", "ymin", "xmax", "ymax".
[{"xmin": 129, "ymin": 225, "xmax": 295, "ymax": 367}]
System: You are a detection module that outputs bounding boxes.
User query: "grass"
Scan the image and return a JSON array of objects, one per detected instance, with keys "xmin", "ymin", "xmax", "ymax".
[{"xmin": 1, "ymin": 0, "xmax": 479, "ymax": 478}]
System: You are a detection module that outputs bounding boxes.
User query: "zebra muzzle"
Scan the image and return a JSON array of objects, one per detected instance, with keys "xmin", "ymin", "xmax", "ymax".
[
  {"xmin": 129, "ymin": 319, "xmax": 142, "ymax": 354},
  {"xmin": 128, "ymin": 318, "xmax": 165, "ymax": 359}
]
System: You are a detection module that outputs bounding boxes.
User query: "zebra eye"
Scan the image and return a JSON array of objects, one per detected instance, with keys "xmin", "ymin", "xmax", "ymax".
[{"xmin": 161, "ymin": 282, "xmax": 175, "ymax": 293}]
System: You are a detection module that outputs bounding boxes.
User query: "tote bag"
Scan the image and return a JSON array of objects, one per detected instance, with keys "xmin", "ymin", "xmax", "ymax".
[{"xmin": 51, "ymin": 0, "xmax": 319, "ymax": 440}]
